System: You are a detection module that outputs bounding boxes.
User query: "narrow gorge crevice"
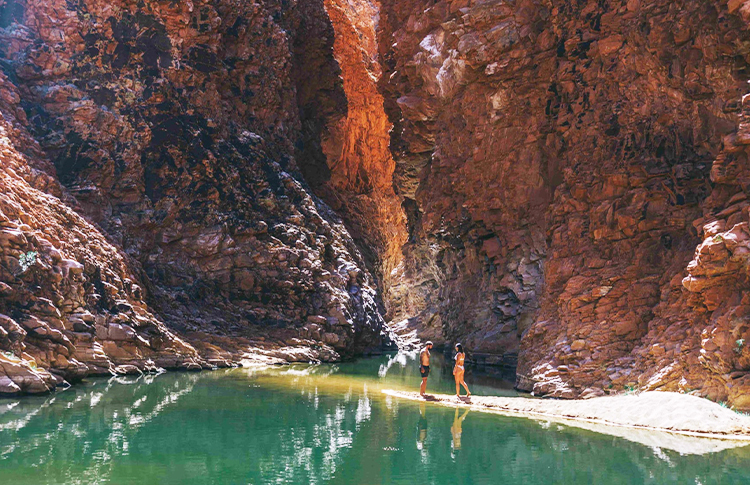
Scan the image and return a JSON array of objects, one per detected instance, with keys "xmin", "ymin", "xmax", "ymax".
[{"xmin": 287, "ymin": 0, "xmax": 407, "ymax": 321}]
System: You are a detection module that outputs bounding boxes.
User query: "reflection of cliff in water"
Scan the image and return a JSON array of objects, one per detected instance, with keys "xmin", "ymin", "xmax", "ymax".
[
  {"xmin": 0, "ymin": 372, "xmax": 200, "ymax": 484},
  {"xmin": 432, "ymin": 350, "xmax": 516, "ymax": 387},
  {"xmin": 242, "ymin": 365, "xmax": 374, "ymax": 483},
  {"xmin": 0, "ymin": 369, "xmax": 379, "ymax": 484}
]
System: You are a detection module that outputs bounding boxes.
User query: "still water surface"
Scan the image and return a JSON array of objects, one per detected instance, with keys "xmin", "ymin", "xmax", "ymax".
[{"xmin": 2, "ymin": 352, "xmax": 750, "ymax": 484}]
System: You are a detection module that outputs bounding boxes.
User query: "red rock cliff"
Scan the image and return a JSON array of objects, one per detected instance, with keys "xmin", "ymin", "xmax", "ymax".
[
  {"xmin": 5, "ymin": 0, "xmax": 750, "ymax": 410},
  {"xmin": 291, "ymin": 0, "xmax": 407, "ymax": 317},
  {"xmin": 0, "ymin": 0, "xmax": 397, "ymax": 394},
  {"xmin": 376, "ymin": 0, "xmax": 750, "ymax": 408}
]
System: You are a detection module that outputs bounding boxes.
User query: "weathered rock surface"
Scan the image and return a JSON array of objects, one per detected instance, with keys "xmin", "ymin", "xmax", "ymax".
[
  {"xmin": 0, "ymin": 76, "xmax": 205, "ymax": 392},
  {"xmin": 0, "ymin": 0, "xmax": 395, "ymax": 393},
  {"xmin": 5, "ymin": 0, "xmax": 750, "ymax": 411},
  {"xmin": 291, "ymin": 0, "xmax": 407, "ymax": 314},
  {"xmin": 376, "ymin": 0, "xmax": 750, "ymax": 408}
]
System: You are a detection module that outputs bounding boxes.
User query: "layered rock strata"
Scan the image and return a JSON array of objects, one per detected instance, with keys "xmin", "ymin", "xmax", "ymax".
[
  {"xmin": 377, "ymin": 0, "xmax": 750, "ymax": 407},
  {"xmin": 0, "ymin": 0, "xmax": 395, "ymax": 394}
]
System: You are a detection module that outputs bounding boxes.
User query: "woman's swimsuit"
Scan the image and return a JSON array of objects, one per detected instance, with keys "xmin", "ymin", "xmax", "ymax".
[{"xmin": 454, "ymin": 353, "xmax": 465, "ymax": 373}]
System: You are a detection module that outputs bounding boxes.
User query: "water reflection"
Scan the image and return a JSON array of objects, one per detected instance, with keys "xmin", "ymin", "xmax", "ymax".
[
  {"xmin": 1, "ymin": 354, "xmax": 750, "ymax": 485},
  {"xmin": 417, "ymin": 401, "xmax": 427, "ymax": 453},
  {"xmin": 378, "ymin": 351, "xmax": 418, "ymax": 378},
  {"xmin": 0, "ymin": 372, "xmax": 199, "ymax": 485},
  {"xmin": 450, "ymin": 407, "xmax": 469, "ymax": 457}
]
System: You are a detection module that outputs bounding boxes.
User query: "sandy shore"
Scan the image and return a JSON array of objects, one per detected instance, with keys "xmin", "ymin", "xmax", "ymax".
[{"xmin": 383, "ymin": 390, "xmax": 750, "ymax": 454}]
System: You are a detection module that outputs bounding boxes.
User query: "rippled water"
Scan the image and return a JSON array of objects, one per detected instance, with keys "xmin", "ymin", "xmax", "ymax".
[{"xmin": 2, "ymin": 353, "xmax": 750, "ymax": 484}]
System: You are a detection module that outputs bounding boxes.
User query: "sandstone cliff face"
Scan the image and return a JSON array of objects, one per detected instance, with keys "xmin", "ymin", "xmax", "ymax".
[
  {"xmin": 0, "ymin": 0, "xmax": 395, "ymax": 394},
  {"xmin": 377, "ymin": 0, "xmax": 750, "ymax": 407},
  {"xmin": 4, "ymin": 0, "xmax": 750, "ymax": 410},
  {"xmin": 292, "ymin": 0, "xmax": 407, "ymax": 315},
  {"xmin": 0, "ymin": 71, "xmax": 205, "ymax": 393}
]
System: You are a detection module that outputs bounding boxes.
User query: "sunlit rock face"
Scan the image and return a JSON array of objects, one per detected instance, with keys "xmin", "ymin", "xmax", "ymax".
[
  {"xmin": 0, "ymin": 72, "xmax": 205, "ymax": 394},
  {"xmin": 376, "ymin": 0, "xmax": 750, "ymax": 407},
  {"xmin": 0, "ymin": 0, "xmax": 396, "ymax": 393},
  {"xmin": 290, "ymin": 0, "xmax": 407, "ymax": 317}
]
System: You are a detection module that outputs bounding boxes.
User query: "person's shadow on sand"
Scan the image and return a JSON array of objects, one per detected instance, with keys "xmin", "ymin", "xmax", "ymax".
[
  {"xmin": 457, "ymin": 396, "xmax": 471, "ymax": 403},
  {"xmin": 421, "ymin": 394, "xmax": 438, "ymax": 401}
]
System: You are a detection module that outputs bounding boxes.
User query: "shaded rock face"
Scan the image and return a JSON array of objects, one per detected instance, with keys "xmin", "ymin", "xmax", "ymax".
[
  {"xmin": 0, "ymin": 0, "xmax": 396, "ymax": 393},
  {"xmin": 376, "ymin": 0, "xmax": 750, "ymax": 407},
  {"xmin": 0, "ymin": 72, "xmax": 204, "ymax": 394}
]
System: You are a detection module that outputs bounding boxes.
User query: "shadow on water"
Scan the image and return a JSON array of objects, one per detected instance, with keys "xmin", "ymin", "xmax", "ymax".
[{"xmin": 1, "ymin": 353, "xmax": 750, "ymax": 485}]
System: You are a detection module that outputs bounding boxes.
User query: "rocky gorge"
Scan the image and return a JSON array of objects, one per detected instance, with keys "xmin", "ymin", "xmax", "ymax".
[
  {"xmin": 0, "ymin": 0, "xmax": 397, "ymax": 394},
  {"xmin": 377, "ymin": 0, "xmax": 750, "ymax": 409},
  {"xmin": 2, "ymin": 0, "xmax": 750, "ymax": 411}
]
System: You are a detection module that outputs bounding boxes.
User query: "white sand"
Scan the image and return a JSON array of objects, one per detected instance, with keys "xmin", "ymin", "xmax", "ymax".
[{"xmin": 383, "ymin": 390, "xmax": 750, "ymax": 454}]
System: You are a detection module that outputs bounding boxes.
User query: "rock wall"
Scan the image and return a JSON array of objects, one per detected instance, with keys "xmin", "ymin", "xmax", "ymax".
[
  {"xmin": 0, "ymin": 0, "xmax": 396, "ymax": 394},
  {"xmin": 377, "ymin": 0, "xmax": 750, "ymax": 408},
  {"xmin": 0, "ymin": 71, "xmax": 205, "ymax": 394},
  {"xmin": 291, "ymin": 0, "xmax": 407, "ymax": 316},
  {"xmin": 5, "ymin": 0, "xmax": 750, "ymax": 409}
]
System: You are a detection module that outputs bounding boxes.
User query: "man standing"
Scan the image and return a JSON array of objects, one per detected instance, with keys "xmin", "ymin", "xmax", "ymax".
[{"xmin": 419, "ymin": 341, "xmax": 433, "ymax": 397}]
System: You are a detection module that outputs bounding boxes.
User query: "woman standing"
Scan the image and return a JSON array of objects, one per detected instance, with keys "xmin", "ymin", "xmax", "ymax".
[{"xmin": 453, "ymin": 343, "xmax": 471, "ymax": 398}]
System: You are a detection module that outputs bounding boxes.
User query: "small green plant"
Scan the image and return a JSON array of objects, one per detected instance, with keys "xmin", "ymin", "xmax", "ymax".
[
  {"xmin": 624, "ymin": 385, "xmax": 638, "ymax": 395},
  {"xmin": 736, "ymin": 339, "xmax": 746, "ymax": 354},
  {"xmin": 18, "ymin": 251, "xmax": 38, "ymax": 273},
  {"xmin": 719, "ymin": 401, "xmax": 729, "ymax": 408},
  {"xmin": 713, "ymin": 234, "xmax": 724, "ymax": 243}
]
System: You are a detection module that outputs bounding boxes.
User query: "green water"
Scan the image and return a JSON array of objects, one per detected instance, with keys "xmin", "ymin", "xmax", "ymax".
[{"xmin": 2, "ymin": 353, "xmax": 750, "ymax": 484}]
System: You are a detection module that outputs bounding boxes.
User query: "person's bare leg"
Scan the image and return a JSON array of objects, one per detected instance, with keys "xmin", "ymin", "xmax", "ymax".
[
  {"xmin": 420, "ymin": 377, "xmax": 427, "ymax": 396},
  {"xmin": 462, "ymin": 379, "xmax": 471, "ymax": 396},
  {"xmin": 455, "ymin": 374, "xmax": 461, "ymax": 396}
]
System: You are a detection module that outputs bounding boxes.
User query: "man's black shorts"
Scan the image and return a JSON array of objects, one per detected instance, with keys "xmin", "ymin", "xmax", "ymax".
[{"xmin": 420, "ymin": 365, "xmax": 430, "ymax": 378}]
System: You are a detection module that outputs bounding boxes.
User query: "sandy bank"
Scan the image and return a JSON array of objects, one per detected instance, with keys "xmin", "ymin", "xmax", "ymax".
[{"xmin": 383, "ymin": 390, "xmax": 750, "ymax": 454}]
